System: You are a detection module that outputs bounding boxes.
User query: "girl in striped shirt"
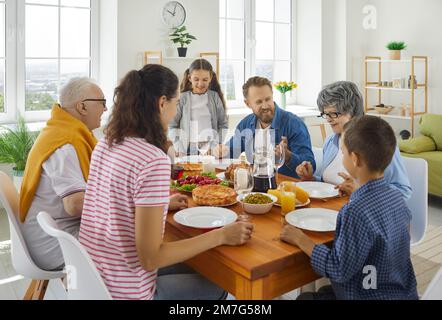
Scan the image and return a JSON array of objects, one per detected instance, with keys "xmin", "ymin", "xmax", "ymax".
[{"xmin": 79, "ymin": 64, "xmax": 254, "ymax": 300}]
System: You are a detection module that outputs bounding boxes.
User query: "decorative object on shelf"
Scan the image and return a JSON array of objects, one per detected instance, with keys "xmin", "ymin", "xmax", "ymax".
[
  {"xmin": 393, "ymin": 78, "xmax": 402, "ymax": 89},
  {"xmin": 375, "ymin": 104, "xmax": 395, "ymax": 115},
  {"xmin": 408, "ymin": 75, "xmax": 418, "ymax": 89},
  {"xmin": 0, "ymin": 116, "xmax": 38, "ymax": 191},
  {"xmin": 162, "ymin": 1, "xmax": 186, "ymax": 29},
  {"xmin": 386, "ymin": 41, "xmax": 407, "ymax": 60},
  {"xmin": 400, "ymin": 130, "xmax": 411, "ymax": 141},
  {"xmin": 143, "ymin": 51, "xmax": 163, "ymax": 65},
  {"xmin": 274, "ymin": 81, "xmax": 297, "ymax": 110},
  {"xmin": 169, "ymin": 25, "xmax": 197, "ymax": 57}
]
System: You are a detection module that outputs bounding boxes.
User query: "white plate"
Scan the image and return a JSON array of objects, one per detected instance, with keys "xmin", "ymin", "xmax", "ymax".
[
  {"xmin": 296, "ymin": 182, "xmax": 339, "ymax": 199},
  {"xmin": 177, "ymin": 155, "xmax": 215, "ymax": 163},
  {"xmin": 285, "ymin": 208, "xmax": 338, "ymax": 232},
  {"xmin": 174, "ymin": 207, "xmax": 238, "ymax": 229},
  {"xmin": 275, "ymin": 198, "xmax": 311, "ymax": 208},
  {"xmin": 216, "ymin": 172, "xmax": 231, "ymax": 181},
  {"xmin": 214, "ymin": 159, "xmax": 241, "ymax": 171}
]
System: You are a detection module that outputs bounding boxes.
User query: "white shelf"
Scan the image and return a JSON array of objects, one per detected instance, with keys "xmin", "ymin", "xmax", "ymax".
[
  {"xmin": 367, "ymin": 112, "xmax": 412, "ymax": 120},
  {"xmin": 365, "ymin": 86, "xmax": 423, "ymax": 92},
  {"xmin": 365, "ymin": 59, "xmax": 412, "ymax": 63},
  {"xmin": 163, "ymin": 57, "xmax": 199, "ymax": 60}
]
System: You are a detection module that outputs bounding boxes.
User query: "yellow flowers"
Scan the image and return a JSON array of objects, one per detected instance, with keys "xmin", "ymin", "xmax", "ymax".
[{"xmin": 274, "ymin": 81, "xmax": 298, "ymax": 94}]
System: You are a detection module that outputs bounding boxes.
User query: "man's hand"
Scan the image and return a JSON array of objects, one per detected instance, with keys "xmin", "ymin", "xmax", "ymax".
[
  {"xmin": 280, "ymin": 225, "xmax": 315, "ymax": 257},
  {"xmin": 335, "ymin": 172, "xmax": 358, "ymax": 196},
  {"xmin": 169, "ymin": 194, "xmax": 188, "ymax": 211},
  {"xmin": 213, "ymin": 144, "xmax": 230, "ymax": 159}
]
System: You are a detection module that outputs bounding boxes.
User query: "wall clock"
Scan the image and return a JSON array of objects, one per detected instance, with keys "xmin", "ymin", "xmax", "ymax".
[{"xmin": 162, "ymin": 1, "xmax": 186, "ymax": 29}]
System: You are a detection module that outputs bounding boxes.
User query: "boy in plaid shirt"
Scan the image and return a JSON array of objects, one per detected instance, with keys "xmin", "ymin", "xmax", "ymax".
[{"xmin": 281, "ymin": 116, "xmax": 418, "ymax": 300}]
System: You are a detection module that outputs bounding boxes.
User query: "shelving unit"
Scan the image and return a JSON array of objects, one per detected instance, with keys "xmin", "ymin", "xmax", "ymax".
[
  {"xmin": 364, "ymin": 56, "xmax": 428, "ymax": 137},
  {"xmin": 143, "ymin": 51, "xmax": 220, "ymax": 77}
]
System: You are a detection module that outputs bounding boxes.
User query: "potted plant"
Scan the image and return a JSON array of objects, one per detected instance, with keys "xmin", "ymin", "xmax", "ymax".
[
  {"xmin": 274, "ymin": 81, "xmax": 298, "ymax": 110},
  {"xmin": 0, "ymin": 116, "xmax": 38, "ymax": 190},
  {"xmin": 169, "ymin": 26, "xmax": 197, "ymax": 57},
  {"xmin": 386, "ymin": 41, "xmax": 407, "ymax": 60}
]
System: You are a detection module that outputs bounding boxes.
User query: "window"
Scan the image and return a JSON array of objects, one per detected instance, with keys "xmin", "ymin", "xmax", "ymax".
[
  {"xmin": 0, "ymin": 0, "xmax": 98, "ymax": 123},
  {"xmin": 0, "ymin": 0, "xmax": 5, "ymax": 114},
  {"xmin": 219, "ymin": 0, "xmax": 294, "ymax": 108}
]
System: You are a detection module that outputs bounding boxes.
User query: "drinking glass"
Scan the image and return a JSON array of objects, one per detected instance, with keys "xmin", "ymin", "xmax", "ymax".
[
  {"xmin": 275, "ymin": 143, "xmax": 286, "ymax": 172},
  {"xmin": 234, "ymin": 166, "xmax": 254, "ymax": 222}
]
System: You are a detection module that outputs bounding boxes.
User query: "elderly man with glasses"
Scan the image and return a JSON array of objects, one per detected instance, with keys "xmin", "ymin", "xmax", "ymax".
[
  {"xmin": 296, "ymin": 81, "xmax": 412, "ymax": 200},
  {"xmin": 19, "ymin": 78, "xmax": 107, "ymax": 271}
]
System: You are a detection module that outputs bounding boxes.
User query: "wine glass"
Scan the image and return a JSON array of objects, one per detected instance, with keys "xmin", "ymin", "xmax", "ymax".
[
  {"xmin": 234, "ymin": 166, "xmax": 254, "ymax": 222},
  {"xmin": 275, "ymin": 143, "xmax": 286, "ymax": 173}
]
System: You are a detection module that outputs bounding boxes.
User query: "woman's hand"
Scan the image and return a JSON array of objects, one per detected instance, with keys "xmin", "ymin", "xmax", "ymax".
[
  {"xmin": 220, "ymin": 222, "xmax": 254, "ymax": 246},
  {"xmin": 169, "ymin": 194, "xmax": 188, "ymax": 211},
  {"xmin": 296, "ymin": 161, "xmax": 315, "ymax": 181},
  {"xmin": 335, "ymin": 172, "xmax": 358, "ymax": 196}
]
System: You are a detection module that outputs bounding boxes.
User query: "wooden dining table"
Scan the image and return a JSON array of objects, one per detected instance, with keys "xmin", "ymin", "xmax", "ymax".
[{"xmin": 165, "ymin": 174, "xmax": 349, "ymax": 300}]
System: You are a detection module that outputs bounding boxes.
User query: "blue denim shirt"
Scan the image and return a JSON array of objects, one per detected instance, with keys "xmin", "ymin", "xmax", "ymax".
[
  {"xmin": 315, "ymin": 133, "xmax": 412, "ymax": 200},
  {"xmin": 227, "ymin": 105, "xmax": 315, "ymax": 178},
  {"xmin": 311, "ymin": 178, "xmax": 418, "ymax": 300}
]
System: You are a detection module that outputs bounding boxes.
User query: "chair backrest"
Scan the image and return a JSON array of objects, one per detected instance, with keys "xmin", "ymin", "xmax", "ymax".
[
  {"xmin": 312, "ymin": 147, "xmax": 323, "ymax": 176},
  {"xmin": 0, "ymin": 172, "xmax": 64, "ymax": 280},
  {"xmin": 37, "ymin": 212, "xmax": 112, "ymax": 300},
  {"xmin": 402, "ymin": 157, "xmax": 428, "ymax": 246},
  {"xmin": 422, "ymin": 267, "xmax": 442, "ymax": 300}
]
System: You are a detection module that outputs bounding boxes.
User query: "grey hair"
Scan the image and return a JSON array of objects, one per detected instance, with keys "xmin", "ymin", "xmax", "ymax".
[
  {"xmin": 317, "ymin": 81, "xmax": 364, "ymax": 118},
  {"xmin": 60, "ymin": 77, "xmax": 98, "ymax": 109}
]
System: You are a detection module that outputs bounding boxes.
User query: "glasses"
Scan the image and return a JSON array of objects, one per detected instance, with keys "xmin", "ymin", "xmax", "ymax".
[
  {"xmin": 82, "ymin": 99, "xmax": 107, "ymax": 108},
  {"xmin": 318, "ymin": 112, "xmax": 341, "ymax": 120}
]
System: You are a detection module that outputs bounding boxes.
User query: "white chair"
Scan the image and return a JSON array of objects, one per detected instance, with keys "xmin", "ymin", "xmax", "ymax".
[
  {"xmin": 37, "ymin": 212, "xmax": 112, "ymax": 300},
  {"xmin": 402, "ymin": 157, "xmax": 428, "ymax": 246},
  {"xmin": 312, "ymin": 147, "xmax": 323, "ymax": 176},
  {"xmin": 0, "ymin": 172, "xmax": 65, "ymax": 300},
  {"xmin": 422, "ymin": 267, "xmax": 442, "ymax": 300}
]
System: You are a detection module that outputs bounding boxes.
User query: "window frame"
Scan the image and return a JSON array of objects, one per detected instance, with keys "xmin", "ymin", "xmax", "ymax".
[
  {"xmin": 220, "ymin": 0, "xmax": 297, "ymax": 110},
  {"xmin": 0, "ymin": 0, "xmax": 99, "ymax": 124}
]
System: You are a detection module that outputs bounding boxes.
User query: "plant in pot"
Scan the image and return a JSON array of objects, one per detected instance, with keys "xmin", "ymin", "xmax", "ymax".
[
  {"xmin": 0, "ymin": 116, "xmax": 38, "ymax": 191},
  {"xmin": 169, "ymin": 26, "xmax": 197, "ymax": 57},
  {"xmin": 386, "ymin": 41, "xmax": 407, "ymax": 60}
]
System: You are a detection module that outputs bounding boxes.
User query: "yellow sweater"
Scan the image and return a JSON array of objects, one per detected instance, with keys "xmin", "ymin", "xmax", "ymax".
[{"xmin": 19, "ymin": 104, "xmax": 97, "ymax": 222}]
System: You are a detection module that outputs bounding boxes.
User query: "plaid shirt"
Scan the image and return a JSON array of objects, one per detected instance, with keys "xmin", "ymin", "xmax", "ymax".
[{"xmin": 311, "ymin": 178, "xmax": 418, "ymax": 300}]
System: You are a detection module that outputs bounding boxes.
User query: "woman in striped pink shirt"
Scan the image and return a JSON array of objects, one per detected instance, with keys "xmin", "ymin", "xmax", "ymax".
[{"xmin": 79, "ymin": 64, "xmax": 254, "ymax": 300}]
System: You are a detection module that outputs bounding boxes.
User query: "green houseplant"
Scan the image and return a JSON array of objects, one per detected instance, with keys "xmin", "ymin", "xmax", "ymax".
[
  {"xmin": 169, "ymin": 25, "xmax": 197, "ymax": 57},
  {"xmin": 0, "ymin": 116, "xmax": 38, "ymax": 190},
  {"xmin": 386, "ymin": 41, "xmax": 407, "ymax": 60}
]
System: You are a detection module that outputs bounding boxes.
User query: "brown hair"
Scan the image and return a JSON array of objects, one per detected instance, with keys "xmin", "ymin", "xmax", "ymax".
[
  {"xmin": 105, "ymin": 64, "xmax": 179, "ymax": 152},
  {"xmin": 242, "ymin": 76, "xmax": 273, "ymax": 99},
  {"xmin": 343, "ymin": 116, "xmax": 397, "ymax": 173},
  {"xmin": 181, "ymin": 58, "xmax": 226, "ymax": 109}
]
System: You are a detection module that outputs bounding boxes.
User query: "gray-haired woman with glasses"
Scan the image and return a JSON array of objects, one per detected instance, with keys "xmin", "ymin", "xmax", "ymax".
[{"xmin": 296, "ymin": 81, "xmax": 412, "ymax": 199}]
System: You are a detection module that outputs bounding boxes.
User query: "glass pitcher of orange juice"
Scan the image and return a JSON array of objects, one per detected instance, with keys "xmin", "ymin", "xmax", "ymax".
[{"xmin": 280, "ymin": 181, "xmax": 296, "ymax": 216}]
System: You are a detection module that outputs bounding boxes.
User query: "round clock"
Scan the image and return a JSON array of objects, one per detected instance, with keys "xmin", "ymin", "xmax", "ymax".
[{"xmin": 162, "ymin": 1, "xmax": 186, "ymax": 29}]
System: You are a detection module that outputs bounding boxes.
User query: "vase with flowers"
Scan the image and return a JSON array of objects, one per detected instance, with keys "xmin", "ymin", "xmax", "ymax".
[{"xmin": 274, "ymin": 81, "xmax": 297, "ymax": 110}]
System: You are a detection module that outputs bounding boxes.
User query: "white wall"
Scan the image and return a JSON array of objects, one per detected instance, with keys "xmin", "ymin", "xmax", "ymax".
[
  {"xmin": 116, "ymin": 0, "xmax": 219, "ymax": 79},
  {"xmin": 346, "ymin": 0, "xmax": 442, "ymax": 115},
  {"xmin": 296, "ymin": 0, "xmax": 323, "ymax": 106}
]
